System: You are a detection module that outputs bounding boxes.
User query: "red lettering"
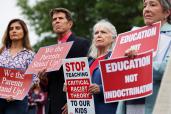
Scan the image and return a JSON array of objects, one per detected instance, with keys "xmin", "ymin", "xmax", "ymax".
[
  {"xmin": 65, "ymin": 61, "xmax": 86, "ymax": 72},
  {"xmin": 65, "ymin": 63, "xmax": 70, "ymax": 72},
  {"xmin": 81, "ymin": 61, "xmax": 85, "ymax": 71},
  {"xmin": 75, "ymin": 62, "xmax": 81, "ymax": 71},
  {"xmin": 70, "ymin": 62, "xmax": 75, "ymax": 71}
]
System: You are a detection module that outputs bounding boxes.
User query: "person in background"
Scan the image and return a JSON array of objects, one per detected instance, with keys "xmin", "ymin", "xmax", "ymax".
[
  {"xmin": 0, "ymin": 18, "xmax": 35, "ymax": 114},
  {"xmin": 120, "ymin": 0, "xmax": 171, "ymax": 114},
  {"xmin": 88, "ymin": 19, "xmax": 118, "ymax": 114},
  {"xmin": 39, "ymin": 7, "xmax": 90, "ymax": 114},
  {"xmin": 27, "ymin": 84, "xmax": 46, "ymax": 114}
]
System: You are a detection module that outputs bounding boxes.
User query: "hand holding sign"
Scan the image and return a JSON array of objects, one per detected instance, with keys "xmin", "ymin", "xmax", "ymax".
[
  {"xmin": 125, "ymin": 47, "xmax": 138, "ymax": 58},
  {"xmin": 6, "ymin": 96, "xmax": 14, "ymax": 102},
  {"xmin": 89, "ymin": 84, "xmax": 100, "ymax": 94}
]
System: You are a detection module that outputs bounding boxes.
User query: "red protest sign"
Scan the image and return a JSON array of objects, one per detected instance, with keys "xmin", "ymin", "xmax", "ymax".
[
  {"xmin": 111, "ymin": 22, "xmax": 160, "ymax": 58},
  {"xmin": 0, "ymin": 67, "xmax": 32, "ymax": 100},
  {"xmin": 100, "ymin": 51, "xmax": 153, "ymax": 103},
  {"xmin": 26, "ymin": 41, "xmax": 73, "ymax": 74}
]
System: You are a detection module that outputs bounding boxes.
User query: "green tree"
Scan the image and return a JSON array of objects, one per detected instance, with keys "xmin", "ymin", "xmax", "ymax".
[{"xmin": 17, "ymin": 0, "xmax": 144, "ymax": 50}]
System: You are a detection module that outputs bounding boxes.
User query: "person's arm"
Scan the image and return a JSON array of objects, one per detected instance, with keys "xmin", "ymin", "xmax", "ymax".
[
  {"xmin": 153, "ymin": 57, "xmax": 169, "ymax": 81},
  {"xmin": 38, "ymin": 69, "xmax": 48, "ymax": 91}
]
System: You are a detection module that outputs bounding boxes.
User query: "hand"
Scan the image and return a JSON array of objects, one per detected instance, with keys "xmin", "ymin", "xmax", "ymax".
[
  {"xmin": 61, "ymin": 103, "xmax": 68, "ymax": 114},
  {"xmin": 6, "ymin": 96, "xmax": 14, "ymax": 102},
  {"xmin": 38, "ymin": 68, "xmax": 47, "ymax": 79},
  {"xmin": 89, "ymin": 84, "xmax": 100, "ymax": 94},
  {"xmin": 63, "ymin": 83, "xmax": 67, "ymax": 92},
  {"xmin": 125, "ymin": 48, "xmax": 137, "ymax": 58},
  {"xmin": 38, "ymin": 68, "xmax": 48, "ymax": 85}
]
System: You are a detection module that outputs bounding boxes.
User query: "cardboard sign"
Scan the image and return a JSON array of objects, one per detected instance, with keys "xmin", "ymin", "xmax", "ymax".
[
  {"xmin": 0, "ymin": 67, "xmax": 32, "ymax": 100},
  {"xmin": 63, "ymin": 57, "xmax": 95, "ymax": 114},
  {"xmin": 99, "ymin": 51, "xmax": 153, "ymax": 103},
  {"xmin": 111, "ymin": 22, "xmax": 160, "ymax": 58},
  {"xmin": 26, "ymin": 41, "xmax": 73, "ymax": 74}
]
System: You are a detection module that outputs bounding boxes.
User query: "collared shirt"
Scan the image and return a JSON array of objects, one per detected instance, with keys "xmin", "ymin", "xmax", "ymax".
[
  {"xmin": 0, "ymin": 48, "xmax": 34, "ymax": 70},
  {"xmin": 160, "ymin": 22, "xmax": 171, "ymax": 36},
  {"xmin": 58, "ymin": 31, "xmax": 72, "ymax": 43},
  {"xmin": 0, "ymin": 48, "xmax": 38, "ymax": 84},
  {"xmin": 89, "ymin": 54, "xmax": 106, "ymax": 76}
]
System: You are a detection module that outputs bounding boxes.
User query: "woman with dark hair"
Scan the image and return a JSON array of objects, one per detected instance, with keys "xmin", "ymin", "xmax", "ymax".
[{"xmin": 0, "ymin": 18, "xmax": 35, "ymax": 114}]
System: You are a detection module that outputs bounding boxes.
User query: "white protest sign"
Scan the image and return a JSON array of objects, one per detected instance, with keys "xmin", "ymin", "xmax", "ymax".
[{"xmin": 63, "ymin": 57, "xmax": 95, "ymax": 114}]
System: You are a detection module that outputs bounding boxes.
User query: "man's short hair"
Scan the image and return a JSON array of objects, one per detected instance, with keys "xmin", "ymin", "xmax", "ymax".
[{"xmin": 49, "ymin": 7, "xmax": 73, "ymax": 21}]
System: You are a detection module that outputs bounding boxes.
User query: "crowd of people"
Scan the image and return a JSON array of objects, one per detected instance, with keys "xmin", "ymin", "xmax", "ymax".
[{"xmin": 0, "ymin": 0, "xmax": 171, "ymax": 114}]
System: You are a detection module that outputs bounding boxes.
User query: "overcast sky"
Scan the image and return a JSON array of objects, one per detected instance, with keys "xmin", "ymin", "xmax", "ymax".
[{"xmin": 0, "ymin": 0, "xmax": 38, "ymax": 46}]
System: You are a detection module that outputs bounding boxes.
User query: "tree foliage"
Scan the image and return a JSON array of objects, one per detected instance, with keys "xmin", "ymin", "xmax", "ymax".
[{"xmin": 17, "ymin": 0, "xmax": 144, "ymax": 50}]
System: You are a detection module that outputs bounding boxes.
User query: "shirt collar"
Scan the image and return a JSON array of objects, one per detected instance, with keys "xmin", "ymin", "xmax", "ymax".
[
  {"xmin": 161, "ymin": 22, "xmax": 171, "ymax": 32},
  {"xmin": 58, "ymin": 31, "xmax": 72, "ymax": 43}
]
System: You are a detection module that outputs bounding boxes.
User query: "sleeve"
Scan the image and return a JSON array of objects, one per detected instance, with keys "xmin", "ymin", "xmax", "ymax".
[
  {"xmin": 99, "ymin": 84, "xmax": 103, "ymax": 94},
  {"xmin": 153, "ymin": 35, "xmax": 171, "ymax": 81},
  {"xmin": 26, "ymin": 51, "xmax": 35, "ymax": 68},
  {"xmin": 153, "ymin": 56, "xmax": 169, "ymax": 81},
  {"xmin": 26, "ymin": 51, "xmax": 40, "ymax": 85}
]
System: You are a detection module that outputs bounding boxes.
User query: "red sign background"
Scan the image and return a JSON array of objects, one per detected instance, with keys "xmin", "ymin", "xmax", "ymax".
[
  {"xmin": 0, "ymin": 67, "xmax": 32, "ymax": 100},
  {"xmin": 100, "ymin": 51, "xmax": 153, "ymax": 103},
  {"xmin": 111, "ymin": 22, "xmax": 160, "ymax": 58}
]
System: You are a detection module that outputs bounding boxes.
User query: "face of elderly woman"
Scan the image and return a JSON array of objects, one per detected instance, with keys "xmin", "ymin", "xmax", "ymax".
[
  {"xmin": 94, "ymin": 26, "xmax": 113, "ymax": 49},
  {"xmin": 143, "ymin": 0, "xmax": 170, "ymax": 25}
]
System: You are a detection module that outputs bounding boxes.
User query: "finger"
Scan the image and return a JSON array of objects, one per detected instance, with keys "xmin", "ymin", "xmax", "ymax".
[
  {"xmin": 61, "ymin": 104, "xmax": 68, "ymax": 114},
  {"xmin": 63, "ymin": 85, "xmax": 67, "ymax": 92},
  {"xmin": 6, "ymin": 97, "xmax": 13, "ymax": 102},
  {"xmin": 62, "ymin": 110, "xmax": 68, "ymax": 114},
  {"xmin": 62, "ymin": 109, "xmax": 67, "ymax": 114},
  {"xmin": 61, "ymin": 103, "xmax": 67, "ymax": 110},
  {"xmin": 88, "ymin": 87, "xmax": 94, "ymax": 93}
]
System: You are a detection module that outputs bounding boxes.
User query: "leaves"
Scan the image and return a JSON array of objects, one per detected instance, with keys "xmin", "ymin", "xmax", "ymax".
[{"xmin": 17, "ymin": 0, "xmax": 144, "ymax": 49}]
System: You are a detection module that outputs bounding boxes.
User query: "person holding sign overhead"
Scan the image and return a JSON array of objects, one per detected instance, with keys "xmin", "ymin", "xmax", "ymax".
[
  {"xmin": 121, "ymin": 0, "xmax": 171, "ymax": 114},
  {"xmin": 0, "ymin": 19, "xmax": 35, "ymax": 114},
  {"xmin": 38, "ymin": 8, "xmax": 90, "ymax": 114},
  {"xmin": 88, "ymin": 19, "xmax": 118, "ymax": 114}
]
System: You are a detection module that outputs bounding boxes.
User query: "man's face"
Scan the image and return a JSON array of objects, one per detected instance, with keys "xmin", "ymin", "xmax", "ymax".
[{"xmin": 52, "ymin": 12, "xmax": 72, "ymax": 34}]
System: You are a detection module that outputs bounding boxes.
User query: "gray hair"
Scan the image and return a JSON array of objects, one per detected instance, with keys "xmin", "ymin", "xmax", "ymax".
[
  {"xmin": 88, "ymin": 19, "xmax": 117, "ymax": 58},
  {"xmin": 160, "ymin": 0, "xmax": 171, "ymax": 23}
]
